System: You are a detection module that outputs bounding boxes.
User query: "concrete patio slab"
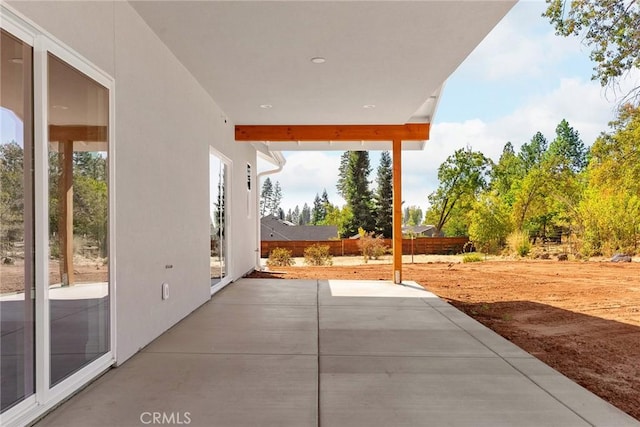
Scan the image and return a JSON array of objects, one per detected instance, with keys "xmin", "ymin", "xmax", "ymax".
[
  {"xmin": 506, "ymin": 357, "xmax": 640, "ymax": 427},
  {"xmin": 321, "ymin": 355, "xmax": 591, "ymax": 427},
  {"xmin": 35, "ymin": 278, "xmax": 639, "ymax": 427},
  {"xmin": 37, "ymin": 353, "xmax": 318, "ymax": 427},
  {"xmin": 213, "ymin": 278, "xmax": 317, "ymax": 306},
  {"xmin": 144, "ymin": 302, "xmax": 317, "ymax": 355},
  {"xmin": 320, "ymin": 327, "xmax": 496, "ymax": 357},
  {"xmin": 319, "ymin": 280, "xmax": 438, "ymax": 307}
]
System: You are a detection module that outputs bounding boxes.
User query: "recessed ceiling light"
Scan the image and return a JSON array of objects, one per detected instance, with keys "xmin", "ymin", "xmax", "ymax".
[
  {"xmin": 363, "ymin": 104, "xmax": 376, "ymax": 109},
  {"xmin": 259, "ymin": 104, "xmax": 273, "ymax": 109},
  {"xmin": 310, "ymin": 57, "xmax": 326, "ymax": 64}
]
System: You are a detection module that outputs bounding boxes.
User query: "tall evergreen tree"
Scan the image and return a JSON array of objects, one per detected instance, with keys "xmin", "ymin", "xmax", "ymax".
[
  {"xmin": 271, "ymin": 181, "xmax": 283, "ymax": 215},
  {"xmin": 549, "ymin": 119, "xmax": 587, "ymax": 173},
  {"xmin": 300, "ymin": 203, "xmax": 311, "ymax": 225},
  {"xmin": 373, "ymin": 151, "xmax": 393, "ymax": 237},
  {"xmin": 490, "ymin": 142, "xmax": 523, "ymax": 204},
  {"xmin": 519, "ymin": 132, "xmax": 548, "ymax": 173},
  {"xmin": 259, "ymin": 177, "xmax": 273, "ymax": 216},
  {"xmin": 291, "ymin": 205, "xmax": 300, "ymax": 224},
  {"xmin": 337, "ymin": 151, "xmax": 374, "ymax": 236},
  {"xmin": 259, "ymin": 177, "xmax": 283, "ymax": 216},
  {"xmin": 321, "ymin": 189, "xmax": 330, "ymax": 207},
  {"xmin": 311, "ymin": 194, "xmax": 324, "ymax": 225}
]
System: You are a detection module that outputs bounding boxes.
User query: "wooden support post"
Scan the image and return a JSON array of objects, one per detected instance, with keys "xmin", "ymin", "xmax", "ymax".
[
  {"xmin": 59, "ymin": 140, "xmax": 74, "ymax": 286},
  {"xmin": 392, "ymin": 138, "xmax": 402, "ymax": 284}
]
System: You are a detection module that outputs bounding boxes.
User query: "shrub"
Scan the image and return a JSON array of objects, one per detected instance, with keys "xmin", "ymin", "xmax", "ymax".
[
  {"xmin": 304, "ymin": 244, "xmax": 333, "ymax": 266},
  {"xmin": 507, "ymin": 231, "xmax": 531, "ymax": 257},
  {"xmin": 266, "ymin": 247, "xmax": 294, "ymax": 267},
  {"xmin": 357, "ymin": 229, "xmax": 389, "ymax": 263},
  {"xmin": 462, "ymin": 253, "xmax": 483, "ymax": 263}
]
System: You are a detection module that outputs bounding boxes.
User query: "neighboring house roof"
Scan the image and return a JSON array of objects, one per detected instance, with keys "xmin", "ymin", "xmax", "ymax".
[
  {"xmin": 402, "ymin": 225, "xmax": 437, "ymax": 235},
  {"xmin": 261, "ymin": 215, "xmax": 338, "ymax": 241}
]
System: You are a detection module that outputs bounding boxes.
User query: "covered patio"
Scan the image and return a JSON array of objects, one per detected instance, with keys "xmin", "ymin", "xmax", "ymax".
[{"xmin": 36, "ymin": 279, "xmax": 637, "ymax": 426}]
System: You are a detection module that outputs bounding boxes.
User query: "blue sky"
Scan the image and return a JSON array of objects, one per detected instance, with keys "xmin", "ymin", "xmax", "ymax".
[{"xmin": 267, "ymin": 1, "xmax": 639, "ymax": 216}]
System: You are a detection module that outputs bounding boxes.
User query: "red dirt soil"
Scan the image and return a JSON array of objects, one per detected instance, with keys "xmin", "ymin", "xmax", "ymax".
[{"xmin": 248, "ymin": 260, "xmax": 640, "ymax": 421}]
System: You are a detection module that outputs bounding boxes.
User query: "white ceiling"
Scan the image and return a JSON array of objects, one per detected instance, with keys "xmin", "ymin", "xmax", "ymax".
[{"xmin": 129, "ymin": 1, "xmax": 515, "ymax": 152}]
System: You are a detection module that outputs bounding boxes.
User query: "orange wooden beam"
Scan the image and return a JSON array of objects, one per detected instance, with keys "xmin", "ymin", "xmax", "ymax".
[
  {"xmin": 392, "ymin": 138, "xmax": 403, "ymax": 284},
  {"xmin": 235, "ymin": 123, "xmax": 429, "ymax": 142},
  {"xmin": 49, "ymin": 125, "xmax": 107, "ymax": 142}
]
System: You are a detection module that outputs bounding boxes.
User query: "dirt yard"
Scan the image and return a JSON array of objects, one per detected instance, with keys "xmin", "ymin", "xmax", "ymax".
[
  {"xmin": 249, "ymin": 259, "xmax": 640, "ymax": 421},
  {"xmin": 1, "ymin": 260, "xmax": 108, "ymax": 293}
]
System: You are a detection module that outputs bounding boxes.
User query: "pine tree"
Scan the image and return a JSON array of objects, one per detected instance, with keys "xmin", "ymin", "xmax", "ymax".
[
  {"xmin": 311, "ymin": 194, "xmax": 323, "ymax": 225},
  {"xmin": 259, "ymin": 178, "xmax": 283, "ymax": 216},
  {"xmin": 291, "ymin": 205, "xmax": 300, "ymax": 224},
  {"xmin": 260, "ymin": 177, "xmax": 273, "ymax": 217},
  {"xmin": 549, "ymin": 119, "xmax": 587, "ymax": 173},
  {"xmin": 337, "ymin": 151, "xmax": 374, "ymax": 236},
  {"xmin": 373, "ymin": 151, "xmax": 393, "ymax": 237},
  {"xmin": 321, "ymin": 189, "xmax": 330, "ymax": 207},
  {"xmin": 271, "ymin": 181, "xmax": 283, "ymax": 215},
  {"xmin": 301, "ymin": 203, "xmax": 311, "ymax": 225},
  {"xmin": 519, "ymin": 132, "xmax": 548, "ymax": 173}
]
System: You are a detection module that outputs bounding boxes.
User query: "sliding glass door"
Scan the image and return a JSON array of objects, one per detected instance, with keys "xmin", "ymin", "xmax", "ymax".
[
  {"xmin": 210, "ymin": 150, "xmax": 229, "ymax": 290},
  {"xmin": 0, "ymin": 16, "xmax": 114, "ymax": 423},
  {"xmin": 47, "ymin": 53, "xmax": 110, "ymax": 386},
  {"xmin": 0, "ymin": 28, "xmax": 35, "ymax": 413}
]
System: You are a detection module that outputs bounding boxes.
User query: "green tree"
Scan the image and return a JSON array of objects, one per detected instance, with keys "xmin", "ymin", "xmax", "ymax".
[
  {"xmin": 519, "ymin": 132, "xmax": 548, "ymax": 173},
  {"xmin": 588, "ymin": 104, "xmax": 640, "ymax": 192},
  {"xmin": 74, "ymin": 175, "xmax": 108, "ymax": 255},
  {"xmin": 468, "ymin": 192, "xmax": 513, "ymax": 254},
  {"xmin": 548, "ymin": 119, "xmax": 587, "ymax": 173},
  {"xmin": 578, "ymin": 105, "xmax": 640, "ymax": 255},
  {"xmin": 300, "ymin": 203, "xmax": 311, "ymax": 225},
  {"xmin": 259, "ymin": 177, "xmax": 273, "ymax": 216},
  {"xmin": 311, "ymin": 189, "xmax": 330, "ymax": 225},
  {"xmin": 311, "ymin": 194, "xmax": 324, "ymax": 225},
  {"xmin": 322, "ymin": 204, "xmax": 353, "ymax": 238},
  {"xmin": 511, "ymin": 166, "xmax": 553, "ymax": 233},
  {"xmin": 0, "ymin": 141, "xmax": 25, "ymax": 252},
  {"xmin": 291, "ymin": 205, "xmax": 300, "ymax": 224},
  {"xmin": 373, "ymin": 151, "xmax": 393, "ymax": 237},
  {"xmin": 403, "ymin": 205, "xmax": 423, "ymax": 226},
  {"xmin": 544, "ymin": 0, "xmax": 640, "ymax": 103},
  {"xmin": 337, "ymin": 151, "xmax": 374, "ymax": 236},
  {"xmin": 272, "ymin": 181, "xmax": 283, "ymax": 215},
  {"xmin": 259, "ymin": 177, "xmax": 283, "ymax": 216},
  {"xmin": 490, "ymin": 142, "xmax": 523, "ymax": 203},
  {"xmin": 259, "ymin": 178, "xmax": 283, "ymax": 216},
  {"xmin": 427, "ymin": 147, "xmax": 492, "ymax": 234}
]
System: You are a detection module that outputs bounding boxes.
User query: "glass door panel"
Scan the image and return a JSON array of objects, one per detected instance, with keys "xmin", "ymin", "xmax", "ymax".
[
  {"xmin": 0, "ymin": 29, "xmax": 35, "ymax": 413},
  {"xmin": 47, "ymin": 53, "xmax": 109, "ymax": 386},
  {"xmin": 210, "ymin": 153, "xmax": 227, "ymax": 286}
]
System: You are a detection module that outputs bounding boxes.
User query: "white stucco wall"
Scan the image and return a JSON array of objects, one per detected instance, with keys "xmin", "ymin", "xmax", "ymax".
[{"xmin": 7, "ymin": 1, "xmax": 258, "ymax": 364}]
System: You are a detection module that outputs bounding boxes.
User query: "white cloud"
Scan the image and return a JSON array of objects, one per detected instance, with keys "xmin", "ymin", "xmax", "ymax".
[
  {"xmin": 460, "ymin": 2, "xmax": 585, "ymax": 81},
  {"xmin": 261, "ymin": 151, "xmax": 345, "ymax": 212}
]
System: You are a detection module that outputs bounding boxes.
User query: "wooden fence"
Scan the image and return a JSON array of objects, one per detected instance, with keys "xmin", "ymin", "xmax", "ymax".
[{"xmin": 260, "ymin": 237, "xmax": 471, "ymax": 258}]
